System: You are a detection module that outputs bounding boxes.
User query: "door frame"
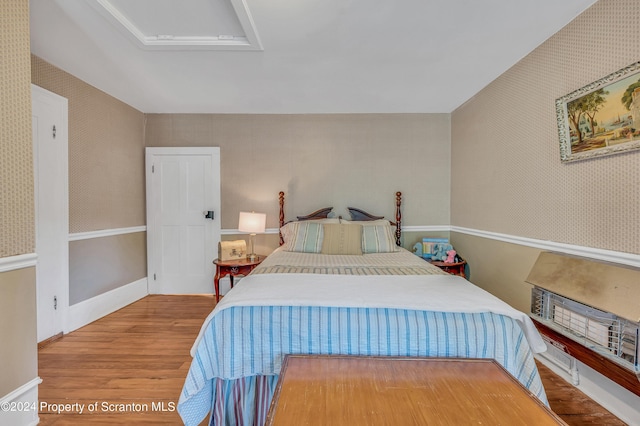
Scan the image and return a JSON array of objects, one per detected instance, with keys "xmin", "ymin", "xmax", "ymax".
[
  {"xmin": 145, "ymin": 147, "xmax": 221, "ymax": 294},
  {"xmin": 32, "ymin": 84, "xmax": 69, "ymax": 341}
]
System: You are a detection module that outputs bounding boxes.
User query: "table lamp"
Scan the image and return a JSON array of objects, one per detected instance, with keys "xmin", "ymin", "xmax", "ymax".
[{"xmin": 238, "ymin": 211, "xmax": 266, "ymax": 261}]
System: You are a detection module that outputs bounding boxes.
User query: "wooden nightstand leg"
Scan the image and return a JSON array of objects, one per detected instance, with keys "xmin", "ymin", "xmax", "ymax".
[{"xmin": 214, "ymin": 270, "xmax": 221, "ymax": 303}]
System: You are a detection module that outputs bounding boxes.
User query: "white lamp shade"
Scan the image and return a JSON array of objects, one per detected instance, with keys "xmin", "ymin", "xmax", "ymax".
[{"xmin": 238, "ymin": 211, "xmax": 266, "ymax": 234}]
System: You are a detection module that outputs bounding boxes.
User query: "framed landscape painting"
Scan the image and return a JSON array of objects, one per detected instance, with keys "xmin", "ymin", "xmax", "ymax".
[{"xmin": 556, "ymin": 61, "xmax": 640, "ymax": 162}]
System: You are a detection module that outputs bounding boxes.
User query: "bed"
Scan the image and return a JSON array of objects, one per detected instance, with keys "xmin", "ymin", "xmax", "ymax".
[{"xmin": 178, "ymin": 192, "xmax": 548, "ymax": 426}]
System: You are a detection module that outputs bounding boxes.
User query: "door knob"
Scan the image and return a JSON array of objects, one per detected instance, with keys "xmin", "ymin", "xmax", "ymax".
[{"xmin": 204, "ymin": 211, "xmax": 215, "ymax": 220}]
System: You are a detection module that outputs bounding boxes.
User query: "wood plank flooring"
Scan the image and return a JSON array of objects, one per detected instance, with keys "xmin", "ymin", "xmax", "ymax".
[{"xmin": 38, "ymin": 295, "xmax": 626, "ymax": 425}]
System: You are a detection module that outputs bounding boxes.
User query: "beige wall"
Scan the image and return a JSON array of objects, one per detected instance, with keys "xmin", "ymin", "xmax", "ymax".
[
  {"xmin": 0, "ymin": 0, "xmax": 37, "ymax": 398},
  {"xmin": 1, "ymin": 0, "xmax": 34, "ymax": 258},
  {"xmin": 31, "ymin": 56, "xmax": 147, "ymax": 304},
  {"xmin": 451, "ymin": 0, "xmax": 640, "ymax": 255},
  {"xmin": 0, "ymin": 268, "xmax": 37, "ymax": 396},
  {"xmin": 146, "ymin": 113, "xmax": 451, "ymax": 248},
  {"xmin": 31, "ymin": 55, "xmax": 146, "ymax": 233},
  {"xmin": 450, "ymin": 0, "xmax": 640, "ymax": 305},
  {"xmin": 450, "ymin": 233, "xmax": 541, "ymax": 313},
  {"xmin": 69, "ymin": 232, "xmax": 146, "ymax": 304}
]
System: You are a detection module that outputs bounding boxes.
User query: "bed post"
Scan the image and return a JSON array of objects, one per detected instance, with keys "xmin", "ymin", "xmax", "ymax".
[
  {"xmin": 279, "ymin": 191, "xmax": 285, "ymax": 246},
  {"xmin": 395, "ymin": 191, "xmax": 402, "ymax": 246}
]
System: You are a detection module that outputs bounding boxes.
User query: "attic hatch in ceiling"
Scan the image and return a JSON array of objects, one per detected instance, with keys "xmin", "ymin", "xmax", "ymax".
[{"xmin": 89, "ymin": 0, "xmax": 262, "ymax": 51}]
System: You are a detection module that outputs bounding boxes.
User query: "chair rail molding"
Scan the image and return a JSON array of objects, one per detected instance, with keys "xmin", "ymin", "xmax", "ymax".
[
  {"xmin": 451, "ymin": 226, "xmax": 640, "ymax": 269},
  {"xmin": 0, "ymin": 253, "xmax": 37, "ymax": 273},
  {"xmin": 68, "ymin": 226, "xmax": 146, "ymax": 241}
]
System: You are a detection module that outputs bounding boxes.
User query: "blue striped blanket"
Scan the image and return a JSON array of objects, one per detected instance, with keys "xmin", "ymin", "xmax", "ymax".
[{"xmin": 178, "ymin": 306, "xmax": 547, "ymax": 426}]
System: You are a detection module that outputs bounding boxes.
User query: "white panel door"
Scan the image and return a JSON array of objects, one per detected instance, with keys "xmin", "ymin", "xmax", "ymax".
[
  {"xmin": 146, "ymin": 148, "xmax": 220, "ymax": 294},
  {"xmin": 32, "ymin": 85, "xmax": 69, "ymax": 342}
]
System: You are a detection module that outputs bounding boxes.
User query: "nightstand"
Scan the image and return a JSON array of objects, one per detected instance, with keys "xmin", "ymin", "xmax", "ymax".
[
  {"xmin": 213, "ymin": 255, "xmax": 265, "ymax": 302},
  {"xmin": 428, "ymin": 259, "xmax": 467, "ymax": 279}
]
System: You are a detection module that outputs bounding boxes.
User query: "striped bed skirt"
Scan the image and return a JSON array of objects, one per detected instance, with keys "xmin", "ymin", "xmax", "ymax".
[{"xmin": 178, "ymin": 307, "xmax": 546, "ymax": 426}]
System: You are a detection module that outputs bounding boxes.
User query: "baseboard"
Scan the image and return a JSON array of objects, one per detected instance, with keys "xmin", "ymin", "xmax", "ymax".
[
  {"xmin": 37, "ymin": 332, "xmax": 63, "ymax": 350},
  {"xmin": 65, "ymin": 277, "xmax": 148, "ymax": 333},
  {"xmin": 535, "ymin": 354, "xmax": 640, "ymax": 425},
  {"xmin": 0, "ymin": 377, "xmax": 42, "ymax": 426}
]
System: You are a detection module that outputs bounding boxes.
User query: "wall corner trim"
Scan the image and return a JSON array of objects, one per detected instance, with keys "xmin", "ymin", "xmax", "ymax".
[
  {"xmin": 0, "ymin": 253, "xmax": 37, "ymax": 273},
  {"xmin": 451, "ymin": 226, "xmax": 640, "ymax": 269}
]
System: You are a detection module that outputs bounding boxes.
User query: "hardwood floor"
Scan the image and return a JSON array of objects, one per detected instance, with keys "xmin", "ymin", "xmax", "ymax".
[
  {"xmin": 537, "ymin": 362, "xmax": 627, "ymax": 426},
  {"xmin": 38, "ymin": 295, "xmax": 626, "ymax": 425},
  {"xmin": 38, "ymin": 295, "xmax": 213, "ymax": 425}
]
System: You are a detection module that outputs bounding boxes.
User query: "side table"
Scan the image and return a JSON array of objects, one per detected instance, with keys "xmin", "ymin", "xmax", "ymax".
[
  {"xmin": 428, "ymin": 259, "xmax": 467, "ymax": 278},
  {"xmin": 213, "ymin": 255, "xmax": 265, "ymax": 302}
]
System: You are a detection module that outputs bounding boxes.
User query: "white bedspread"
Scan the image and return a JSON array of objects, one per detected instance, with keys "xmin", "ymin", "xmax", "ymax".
[
  {"xmin": 192, "ymin": 272, "xmax": 547, "ymax": 355},
  {"xmin": 256, "ymin": 246, "xmax": 445, "ymax": 269}
]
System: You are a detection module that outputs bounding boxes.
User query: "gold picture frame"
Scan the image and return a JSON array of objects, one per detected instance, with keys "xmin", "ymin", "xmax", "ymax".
[{"xmin": 556, "ymin": 61, "xmax": 640, "ymax": 162}]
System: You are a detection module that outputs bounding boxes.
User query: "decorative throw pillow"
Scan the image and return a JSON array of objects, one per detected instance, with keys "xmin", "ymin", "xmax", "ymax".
[
  {"xmin": 280, "ymin": 219, "xmax": 340, "ymax": 248},
  {"xmin": 361, "ymin": 224, "xmax": 400, "ymax": 253},
  {"xmin": 286, "ymin": 222, "xmax": 324, "ymax": 253},
  {"xmin": 321, "ymin": 224, "xmax": 363, "ymax": 255}
]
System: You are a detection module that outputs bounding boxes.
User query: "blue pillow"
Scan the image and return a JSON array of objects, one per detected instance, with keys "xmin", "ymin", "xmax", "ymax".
[{"xmin": 288, "ymin": 222, "xmax": 324, "ymax": 253}]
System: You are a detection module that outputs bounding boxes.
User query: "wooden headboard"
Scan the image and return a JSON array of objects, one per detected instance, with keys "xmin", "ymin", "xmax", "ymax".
[{"xmin": 278, "ymin": 191, "xmax": 402, "ymax": 246}]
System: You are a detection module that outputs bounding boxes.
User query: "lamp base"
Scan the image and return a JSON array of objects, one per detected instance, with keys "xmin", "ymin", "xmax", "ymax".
[{"xmin": 247, "ymin": 233, "xmax": 257, "ymax": 261}]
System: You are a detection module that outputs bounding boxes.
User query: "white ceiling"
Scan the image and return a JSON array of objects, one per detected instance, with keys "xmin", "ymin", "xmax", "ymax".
[{"xmin": 29, "ymin": 0, "xmax": 597, "ymax": 114}]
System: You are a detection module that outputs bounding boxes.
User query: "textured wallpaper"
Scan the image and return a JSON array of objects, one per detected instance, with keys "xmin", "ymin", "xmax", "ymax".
[
  {"xmin": 451, "ymin": 0, "xmax": 640, "ymax": 255},
  {"xmin": 31, "ymin": 56, "xmax": 146, "ymax": 233},
  {"xmin": 145, "ymin": 113, "xmax": 452, "ymax": 231},
  {"xmin": 0, "ymin": 1, "xmax": 33, "ymax": 257}
]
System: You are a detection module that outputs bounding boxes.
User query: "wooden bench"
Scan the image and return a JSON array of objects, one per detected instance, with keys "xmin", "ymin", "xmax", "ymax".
[{"xmin": 266, "ymin": 355, "xmax": 566, "ymax": 425}]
